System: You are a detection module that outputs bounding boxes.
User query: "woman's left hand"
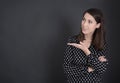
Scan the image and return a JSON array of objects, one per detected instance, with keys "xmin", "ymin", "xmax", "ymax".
[
  {"xmin": 67, "ymin": 42, "xmax": 90, "ymax": 55},
  {"xmin": 67, "ymin": 42, "xmax": 86, "ymax": 51},
  {"xmin": 98, "ymin": 56, "xmax": 107, "ymax": 62}
]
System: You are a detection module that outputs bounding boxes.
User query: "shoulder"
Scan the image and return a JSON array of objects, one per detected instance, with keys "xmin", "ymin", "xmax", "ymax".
[
  {"xmin": 103, "ymin": 40, "xmax": 109, "ymax": 50},
  {"xmin": 97, "ymin": 40, "xmax": 109, "ymax": 52}
]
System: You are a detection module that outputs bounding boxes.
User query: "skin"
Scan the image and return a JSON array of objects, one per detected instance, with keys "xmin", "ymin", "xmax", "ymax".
[{"xmin": 67, "ymin": 13, "xmax": 107, "ymax": 72}]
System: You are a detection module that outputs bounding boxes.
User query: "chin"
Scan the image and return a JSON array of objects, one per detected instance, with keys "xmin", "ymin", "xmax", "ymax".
[{"xmin": 82, "ymin": 30, "xmax": 88, "ymax": 35}]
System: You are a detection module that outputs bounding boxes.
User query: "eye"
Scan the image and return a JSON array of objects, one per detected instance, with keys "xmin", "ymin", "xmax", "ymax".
[{"xmin": 88, "ymin": 20, "xmax": 92, "ymax": 24}]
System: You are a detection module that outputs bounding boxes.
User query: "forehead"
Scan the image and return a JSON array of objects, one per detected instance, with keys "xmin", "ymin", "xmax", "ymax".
[{"xmin": 83, "ymin": 13, "xmax": 96, "ymax": 21}]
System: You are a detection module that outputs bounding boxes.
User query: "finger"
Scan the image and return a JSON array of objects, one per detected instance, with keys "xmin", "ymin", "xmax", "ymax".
[
  {"xmin": 99, "ymin": 58, "xmax": 107, "ymax": 62},
  {"xmin": 67, "ymin": 43, "xmax": 78, "ymax": 46},
  {"xmin": 67, "ymin": 43, "xmax": 75, "ymax": 45},
  {"xmin": 67, "ymin": 43, "xmax": 71, "ymax": 45},
  {"xmin": 99, "ymin": 56, "xmax": 105, "ymax": 59},
  {"xmin": 67, "ymin": 43, "xmax": 81, "ymax": 49},
  {"xmin": 98, "ymin": 57, "xmax": 101, "ymax": 60},
  {"xmin": 80, "ymin": 41, "xmax": 84, "ymax": 45}
]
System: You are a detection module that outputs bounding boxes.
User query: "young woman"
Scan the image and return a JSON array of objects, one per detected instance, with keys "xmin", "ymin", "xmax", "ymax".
[{"xmin": 63, "ymin": 8, "xmax": 108, "ymax": 83}]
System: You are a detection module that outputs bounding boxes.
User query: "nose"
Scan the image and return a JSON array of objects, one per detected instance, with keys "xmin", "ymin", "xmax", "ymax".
[{"xmin": 83, "ymin": 21, "xmax": 88, "ymax": 27}]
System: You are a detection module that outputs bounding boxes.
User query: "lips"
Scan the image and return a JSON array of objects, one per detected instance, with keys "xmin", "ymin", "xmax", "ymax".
[{"xmin": 82, "ymin": 28, "xmax": 87, "ymax": 31}]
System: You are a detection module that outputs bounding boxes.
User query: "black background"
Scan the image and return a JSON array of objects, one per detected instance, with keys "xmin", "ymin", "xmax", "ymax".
[{"xmin": 0, "ymin": 0, "xmax": 119, "ymax": 83}]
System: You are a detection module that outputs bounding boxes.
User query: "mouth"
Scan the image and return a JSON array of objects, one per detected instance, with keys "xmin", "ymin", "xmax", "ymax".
[
  {"xmin": 82, "ymin": 28, "xmax": 87, "ymax": 31},
  {"xmin": 82, "ymin": 26, "xmax": 88, "ymax": 30}
]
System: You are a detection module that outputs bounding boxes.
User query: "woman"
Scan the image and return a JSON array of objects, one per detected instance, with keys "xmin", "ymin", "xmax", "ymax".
[{"xmin": 63, "ymin": 8, "xmax": 108, "ymax": 83}]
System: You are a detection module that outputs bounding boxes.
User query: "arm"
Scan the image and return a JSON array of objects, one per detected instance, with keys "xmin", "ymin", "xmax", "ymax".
[
  {"xmin": 63, "ymin": 37, "xmax": 86, "ymax": 80},
  {"xmin": 63, "ymin": 42, "xmax": 82, "ymax": 77},
  {"xmin": 67, "ymin": 41, "xmax": 109, "ymax": 76},
  {"xmin": 86, "ymin": 42, "xmax": 109, "ymax": 75}
]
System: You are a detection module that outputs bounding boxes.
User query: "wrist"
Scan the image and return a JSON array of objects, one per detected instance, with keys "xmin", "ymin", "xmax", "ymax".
[{"xmin": 84, "ymin": 49, "xmax": 91, "ymax": 55}]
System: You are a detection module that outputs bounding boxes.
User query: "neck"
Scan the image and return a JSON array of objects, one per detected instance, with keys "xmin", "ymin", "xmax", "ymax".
[{"xmin": 84, "ymin": 34, "xmax": 93, "ymax": 42}]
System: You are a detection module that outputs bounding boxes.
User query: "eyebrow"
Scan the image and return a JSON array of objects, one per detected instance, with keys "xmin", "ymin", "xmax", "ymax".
[{"xmin": 83, "ymin": 17, "xmax": 92, "ymax": 21}]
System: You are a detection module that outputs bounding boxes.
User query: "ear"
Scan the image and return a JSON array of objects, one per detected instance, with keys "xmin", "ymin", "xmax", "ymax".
[{"xmin": 96, "ymin": 23, "xmax": 101, "ymax": 28}]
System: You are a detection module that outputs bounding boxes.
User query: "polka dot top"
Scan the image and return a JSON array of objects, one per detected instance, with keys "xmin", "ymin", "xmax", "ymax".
[{"xmin": 63, "ymin": 35, "xmax": 108, "ymax": 83}]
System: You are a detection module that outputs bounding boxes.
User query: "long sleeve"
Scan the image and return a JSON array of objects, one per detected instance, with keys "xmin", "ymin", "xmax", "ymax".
[
  {"xmin": 86, "ymin": 42, "xmax": 109, "ymax": 76},
  {"xmin": 63, "ymin": 38, "xmax": 82, "ymax": 78},
  {"xmin": 63, "ymin": 35, "xmax": 109, "ymax": 83},
  {"xmin": 63, "ymin": 36, "xmax": 97, "ymax": 76}
]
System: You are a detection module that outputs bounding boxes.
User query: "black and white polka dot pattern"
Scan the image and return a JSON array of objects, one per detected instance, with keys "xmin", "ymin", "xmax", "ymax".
[{"xmin": 63, "ymin": 35, "xmax": 108, "ymax": 83}]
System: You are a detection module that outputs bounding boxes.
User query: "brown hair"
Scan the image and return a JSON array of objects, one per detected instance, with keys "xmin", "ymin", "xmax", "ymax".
[{"xmin": 77, "ymin": 8, "xmax": 106, "ymax": 50}]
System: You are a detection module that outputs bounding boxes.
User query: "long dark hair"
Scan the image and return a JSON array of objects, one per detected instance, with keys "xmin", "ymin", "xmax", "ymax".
[{"xmin": 77, "ymin": 8, "xmax": 106, "ymax": 50}]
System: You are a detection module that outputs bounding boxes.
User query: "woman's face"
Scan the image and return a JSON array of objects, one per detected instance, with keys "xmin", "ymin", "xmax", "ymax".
[{"xmin": 81, "ymin": 12, "xmax": 100, "ymax": 35}]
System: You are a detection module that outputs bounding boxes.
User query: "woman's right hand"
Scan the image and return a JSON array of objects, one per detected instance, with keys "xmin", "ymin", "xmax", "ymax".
[{"xmin": 88, "ymin": 67, "xmax": 94, "ymax": 72}]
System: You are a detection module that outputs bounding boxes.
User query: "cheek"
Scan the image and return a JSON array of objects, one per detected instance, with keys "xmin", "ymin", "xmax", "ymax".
[
  {"xmin": 89, "ymin": 25, "xmax": 97, "ymax": 31},
  {"xmin": 90, "ymin": 24, "xmax": 97, "ymax": 28},
  {"xmin": 81, "ymin": 21, "xmax": 84, "ymax": 26}
]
